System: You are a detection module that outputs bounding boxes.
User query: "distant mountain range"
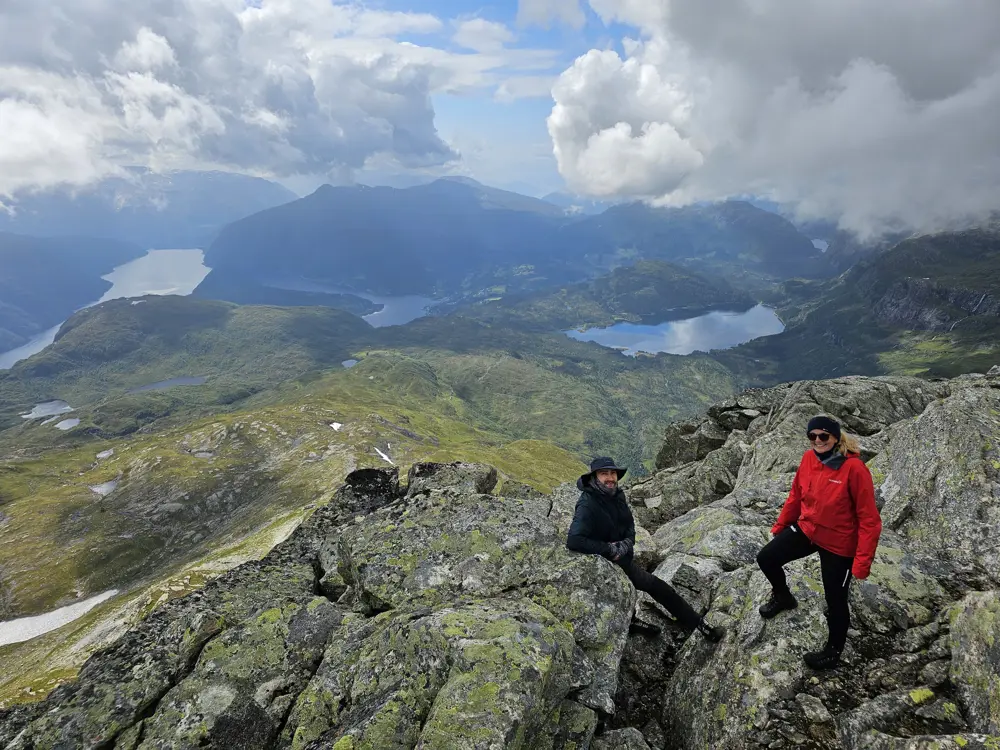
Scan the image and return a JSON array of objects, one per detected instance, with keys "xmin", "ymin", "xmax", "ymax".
[
  {"xmin": 0, "ymin": 169, "xmax": 297, "ymax": 249},
  {"xmin": 198, "ymin": 178, "xmax": 828, "ymax": 304}
]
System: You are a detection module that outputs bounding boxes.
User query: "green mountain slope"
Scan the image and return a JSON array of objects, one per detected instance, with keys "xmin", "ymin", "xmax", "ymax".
[
  {"xmin": 0, "ymin": 297, "xmax": 372, "ymax": 435},
  {"xmin": 1, "ymin": 369, "xmax": 587, "ymax": 622},
  {"xmin": 458, "ymin": 259, "xmax": 755, "ymax": 331}
]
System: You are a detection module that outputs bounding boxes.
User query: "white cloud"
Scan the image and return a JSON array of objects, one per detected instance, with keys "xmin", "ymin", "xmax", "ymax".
[
  {"xmin": 516, "ymin": 0, "xmax": 586, "ymax": 30},
  {"xmin": 0, "ymin": 1, "xmax": 557, "ymax": 198},
  {"xmin": 453, "ymin": 19, "xmax": 515, "ymax": 53},
  {"xmin": 546, "ymin": 0, "xmax": 1000, "ymax": 236},
  {"xmin": 113, "ymin": 28, "xmax": 177, "ymax": 72}
]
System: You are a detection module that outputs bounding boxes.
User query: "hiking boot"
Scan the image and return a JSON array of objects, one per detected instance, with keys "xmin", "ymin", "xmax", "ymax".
[
  {"xmin": 759, "ymin": 590, "xmax": 798, "ymax": 619},
  {"xmin": 696, "ymin": 619, "xmax": 726, "ymax": 643},
  {"xmin": 803, "ymin": 646, "xmax": 841, "ymax": 670}
]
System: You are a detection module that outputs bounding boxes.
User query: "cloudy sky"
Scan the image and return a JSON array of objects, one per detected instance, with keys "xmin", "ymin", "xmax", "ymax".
[{"xmin": 2, "ymin": 0, "xmax": 999, "ymax": 234}]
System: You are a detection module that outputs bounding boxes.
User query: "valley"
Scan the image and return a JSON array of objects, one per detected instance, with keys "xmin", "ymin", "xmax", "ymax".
[{"xmin": 1, "ymin": 175, "xmax": 999, "ymax": 736}]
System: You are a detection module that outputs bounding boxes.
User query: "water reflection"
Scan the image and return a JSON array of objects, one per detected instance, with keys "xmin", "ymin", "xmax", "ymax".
[
  {"xmin": 128, "ymin": 376, "xmax": 207, "ymax": 393},
  {"xmin": 266, "ymin": 278, "xmax": 435, "ymax": 328},
  {"xmin": 565, "ymin": 304, "xmax": 785, "ymax": 355},
  {"xmin": 0, "ymin": 249, "xmax": 210, "ymax": 370}
]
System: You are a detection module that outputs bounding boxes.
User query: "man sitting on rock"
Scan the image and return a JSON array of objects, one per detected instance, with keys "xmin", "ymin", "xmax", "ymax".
[{"xmin": 567, "ymin": 457, "xmax": 725, "ymax": 642}]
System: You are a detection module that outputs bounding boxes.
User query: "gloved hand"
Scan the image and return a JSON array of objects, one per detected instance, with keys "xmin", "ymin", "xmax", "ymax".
[
  {"xmin": 607, "ymin": 540, "xmax": 632, "ymax": 560},
  {"xmin": 606, "ymin": 541, "xmax": 626, "ymax": 560}
]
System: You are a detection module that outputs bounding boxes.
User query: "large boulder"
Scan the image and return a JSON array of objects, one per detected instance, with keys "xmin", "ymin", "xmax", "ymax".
[
  {"xmin": 872, "ymin": 385, "xmax": 1000, "ymax": 588},
  {"xmin": 948, "ymin": 591, "xmax": 1000, "ymax": 735}
]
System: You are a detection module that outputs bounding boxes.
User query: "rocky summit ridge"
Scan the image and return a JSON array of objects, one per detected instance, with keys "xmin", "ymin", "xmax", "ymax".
[{"xmin": 3, "ymin": 369, "xmax": 1000, "ymax": 749}]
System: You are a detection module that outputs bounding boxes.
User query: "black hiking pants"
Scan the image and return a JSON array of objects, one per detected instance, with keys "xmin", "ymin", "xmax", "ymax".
[
  {"xmin": 756, "ymin": 525, "xmax": 854, "ymax": 652},
  {"xmin": 621, "ymin": 560, "xmax": 703, "ymax": 630}
]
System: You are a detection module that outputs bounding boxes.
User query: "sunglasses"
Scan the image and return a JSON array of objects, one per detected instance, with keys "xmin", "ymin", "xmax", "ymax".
[{"xmin": 807, "ymin": 432, "xmax": 833, "ymax": 442}]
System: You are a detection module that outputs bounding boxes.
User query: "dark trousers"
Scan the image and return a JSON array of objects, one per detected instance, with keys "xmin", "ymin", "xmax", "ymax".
[
  {"xmin": 756, "ymin": 525, "xmax": 854, "ymax": 652},
  {"xmin": 622, "ymin": 561, "xmax": 703, "ymax": 630}
]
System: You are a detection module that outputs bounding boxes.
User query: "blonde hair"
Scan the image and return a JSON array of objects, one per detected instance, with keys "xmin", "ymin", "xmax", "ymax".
[{"xmin": 837, "ymin": 431, "xmax": 860, "ymax": 455}]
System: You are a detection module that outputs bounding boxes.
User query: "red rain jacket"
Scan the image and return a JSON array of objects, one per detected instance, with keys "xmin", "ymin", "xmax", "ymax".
[{"xmin": 773, "ymin": 450, "xmax": 882, "ymax": 579}]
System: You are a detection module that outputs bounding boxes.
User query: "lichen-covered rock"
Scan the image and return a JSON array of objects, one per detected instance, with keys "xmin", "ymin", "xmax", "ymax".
[
  {"xmin": 854, "ymin": 733, "xmax": 1000, "ymax": 750},
  {"xmin": 135, "ymin": 599, "xmax": 344, "ymax": 749},
  {"xmin": 661, "ymin": 561, "xmax": 831, "ymax": 749},
  {"xmin": 650, "ymin": 505, "xmax": 771, "ymax": 572},
  {"xmin": 650, "ymin": 554, "xmax": 725, "ymax": 616},
  {"xmin": 6, "ymin": 608, "xmax": 225, "ymax": 750},
  {"xmin": 551, "ymin": 700, "xmax": 598, "ymax": 750},
  {"xmin": 591, "ymin": 727, "xmax": 651, "ymax": 750},
  {"xmin": 282, "ymin": 600, "xmax": 577, "ymax": 749},
  {"xmin": 851, "ymin": 540, "xmax": 950, "ymax": 633},
  {"xmin": 405, "ymin": 461, "xmax": 498, "ymax": 497},
  {"xmin": 948, "ymin": 591, "xmax": 1000, "ymax": 735},
  {"xmin": 872, "ymin": 386, "xmax": 1000, "ymax": 588},
  {"xmin": 630, "ymin": 433, "xmax": 747, "ymax": 530},
  {"xmin": 330, "ymin": 488, "xmax": 634, "ymax": 715}
]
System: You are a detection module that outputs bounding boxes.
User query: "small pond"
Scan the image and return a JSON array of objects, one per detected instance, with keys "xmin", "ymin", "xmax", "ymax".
[
  {"xmin": 565, "ymin": 304, "xmax": 785, "ymax": 356},
  {"xmin": 128, "ymin": 376, "xmax": 208, "ymax": 393}
]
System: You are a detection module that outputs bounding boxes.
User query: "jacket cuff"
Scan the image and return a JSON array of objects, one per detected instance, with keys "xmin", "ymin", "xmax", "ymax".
[{"xmin": 851, "ymin": 561, "xmax": 871, "ymax": 579}]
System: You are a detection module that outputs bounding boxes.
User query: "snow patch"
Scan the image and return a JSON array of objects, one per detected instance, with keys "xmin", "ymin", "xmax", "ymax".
[
  {"xmin": 90, "ymin": 480, "xmax": 118, "ymax": 497},
  {"xmin": 97, "ymin": 449, "xmax": 115, "ymax": 460},
  {"xmin": 0, "ymin": 590, "xmax": 119, "ymax": 647},
  {"xmin": 21, "ymin": 401, "xmax": 73, "ymax": 420},
  {"xmin": 374, "ymin": 447, "xmax": 395, "ymax": 465},
  {"xmin": 330, "ymin": 422, "xmax": 343, "ymax": 431},
  {"xmin": 55, "ymin": 418, "xmax": 81, "ymax": 431}
]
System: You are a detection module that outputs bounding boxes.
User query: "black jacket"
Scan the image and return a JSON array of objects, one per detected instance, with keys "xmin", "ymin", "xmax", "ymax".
[{"xmin": 566, "ymin": 476, "xmax": 636, "ymax": 567}]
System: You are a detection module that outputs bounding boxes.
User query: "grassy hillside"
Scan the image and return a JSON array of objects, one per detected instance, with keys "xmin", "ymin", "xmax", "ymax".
[
  {"xmin": 457, "ymin": 259, "xmax": 755, "ymax": 332},
  {"xmin": 0, "ymin": 297, "xmax": 372, "ymax": 434},
  {"xmin": 1, "ymin": 363, "xmax": 587, "ymax": 620}
]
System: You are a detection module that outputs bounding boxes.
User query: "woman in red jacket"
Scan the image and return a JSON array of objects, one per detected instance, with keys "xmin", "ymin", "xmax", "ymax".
[{"xmin": 756, "ymin": 415, "xmax": 882, "ymax": 670}]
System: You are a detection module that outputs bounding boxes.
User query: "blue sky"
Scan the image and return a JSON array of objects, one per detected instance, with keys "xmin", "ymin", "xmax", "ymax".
[{"xmin": 352, "ymin": 0, "xmax": 631, "ymax": 197}]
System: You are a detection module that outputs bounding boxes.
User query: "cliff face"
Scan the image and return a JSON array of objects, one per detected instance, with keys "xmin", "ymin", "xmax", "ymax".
[{"xmin": 3, "ymin": 371, "xmax": 1000, "ymax": 749}]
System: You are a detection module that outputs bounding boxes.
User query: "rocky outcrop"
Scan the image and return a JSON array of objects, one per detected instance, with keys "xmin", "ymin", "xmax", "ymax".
[
  {"xmin": 870, "ymin": 278, "xmax": 1000, "ymax": 331},
  {"xmin": 3, "ymin": 371, "xmax": 1000, "ymax": 749},
  {"xmin": 641, "ymin": 371, "xmax": 1000, "ymax": 749},
  {"xmin": 0, "ymin": 465, "xmax": 634, "ymax": 749}
]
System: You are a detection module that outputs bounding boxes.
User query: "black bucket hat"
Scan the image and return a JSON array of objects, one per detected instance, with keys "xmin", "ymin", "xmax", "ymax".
[{"xmin": 583, "ymin": 456, "xmax": 627, "ymax": 482}]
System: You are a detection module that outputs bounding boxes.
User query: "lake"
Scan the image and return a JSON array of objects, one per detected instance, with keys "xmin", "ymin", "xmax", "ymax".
[
  {"xmin": 128, "ymin": 376, "xmax": 208, "ymax": 393},
  {"xmin": 266, "ymin": 278, "xmax": 435, "ymax": 328},
  {"xmin": 0, "ymin": 249, "xmax": 210, "ymax": 370},
  {"xmin": 565, "ymin": 304, "xmax": 785, "ymax": 355}
]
